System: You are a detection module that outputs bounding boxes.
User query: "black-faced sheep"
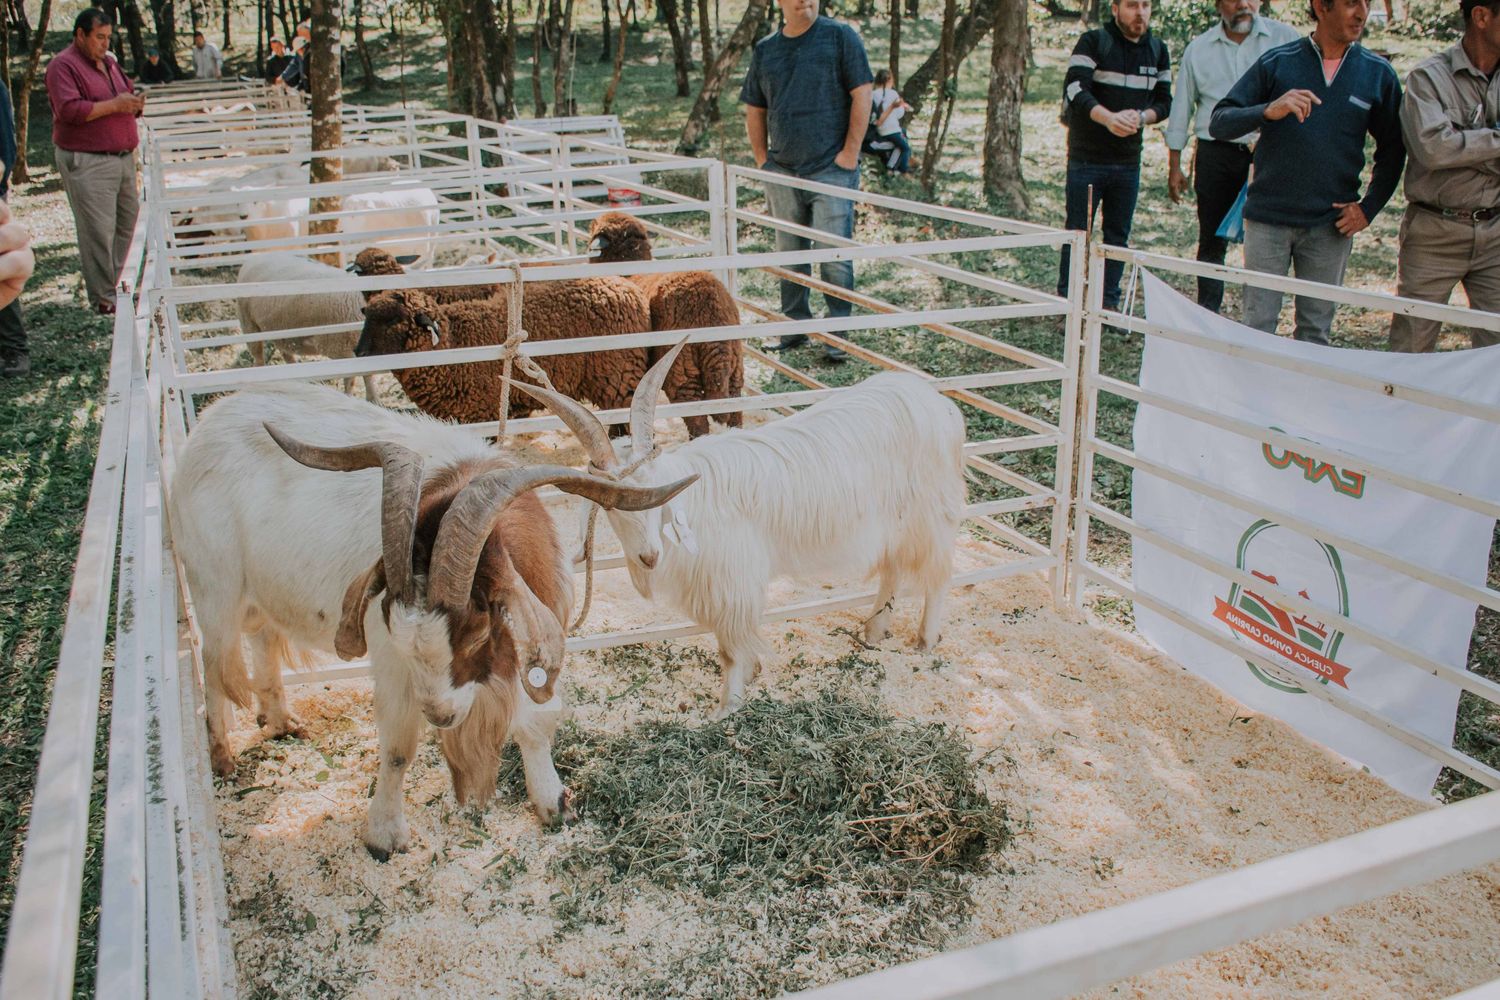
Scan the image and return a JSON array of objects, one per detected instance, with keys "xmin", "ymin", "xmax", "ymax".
[
  {"xmin": 236, "ymin": 252, "xmax": 377, "ymax": 401},
  {"xmin": 348, "ymin": 246, "xmax": 502, "ymax": 304},
  {"xmin": 356, "ymin": 283, "xmax": 651, "ymax": 431},
  {"xmin": 588, "ymin": 211, "xmax": 744, "ymax": 438}
]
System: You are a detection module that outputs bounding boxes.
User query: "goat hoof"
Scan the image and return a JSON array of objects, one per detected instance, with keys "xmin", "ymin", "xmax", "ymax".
[
  {"xmin": 260, "ymin": 715, "xmax": 305, "ymax": 740},
  {"xmin": 365, "ymin": 843, "xmax": 393, "ymax": 863},
  {"xmin": 557, "ymin": 788, "xmax": 577, "ymax": 825},
  {"xmin": 210, "ymin": 745, "xmax": 237, "ymax": 779}
]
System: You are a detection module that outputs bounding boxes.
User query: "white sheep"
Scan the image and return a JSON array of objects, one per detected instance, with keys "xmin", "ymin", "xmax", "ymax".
[
  {"xmin": 234, "ymin": 253, "xmax": 377, "ymax": 401},
  {"xmin": 521, "ymin": 345, "xmax": 966, "ymax": 716},
  {"xmin": 231, "ymin": 187, "xmax": 440, "ymax": 265},
  {"xmin": 168, "ymin": 382, "xmax": 695, "ymax": 857}
]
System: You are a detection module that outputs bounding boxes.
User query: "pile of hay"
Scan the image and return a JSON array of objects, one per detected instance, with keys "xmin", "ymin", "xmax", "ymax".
[{"xmin": 501, "ymin": 686, "xmax": 1007, "ymax": 991}]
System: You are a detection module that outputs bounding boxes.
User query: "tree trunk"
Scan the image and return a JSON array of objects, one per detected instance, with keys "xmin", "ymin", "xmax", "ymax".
[
  {"xmin": 530, "ymin": 0, "xmax": 545, "ymax": 113},
  {"xmin": 9, "ymin": 0, "xmax": 29, "ymax": 51},
  {"xmin": 695, "ymin": 0, "xmax": 710, "ymax": 73},
  {"xmin": 676, "ymin": 0, "xmax": 767, "ymax": 156},
  {"xmin": 888, "ymin": 0, "xmax": 900, "ymax": 87},
  {"xmin": 905, "ymin": 0, "xmax": 917, "ymax": 15},
  {"xmin": 120, "ymin": 0, "xmax": 148, "ymax": 66},
  {"xmin": 222, "ymin": 0, "xmax": 230, "ymax": 49},
  {"xmin": 308, "ymin": 0, "xmax": 343, "ymax": 266},
  {"xmin": 981, "ymin": 0, "xmax": 1028, "ymax": 211},
  {"xmin": 501, "ymin": 0, "xmax": 517, "ymax": 116},
  {"xmin": 903, "ymin": 0, "xmax": 996, "ymax": 115},
  {"xmin": 597, "ymin": 0, "xmax": 609, "ymax": 63},
  {"xmin": 276, "ymin": 0, "xmax": 291, "ymax": 40},
  {"xmin": 10, "ymin": 0, "xmax": 51, "ymax": 185},
  {"xmin": 681, "ymin": 0, "xmax": 693, "ymax": 67},
  {"xmin": 919, "ymin": 0, "xmax": 957, "ymax": 192},
  {"xmin": 148, "ymin": 0, "xmax": 184, "ymax": 77},
  {"xmin": 352, "ymin": 0, "xmax": 375, "ymax": 88},
  {"xmin": 601, "ymin": 0, "xmax": 625, "ymax": 111},
  {"xmin": 442, "ymin": 0, "xmax": 501, "ymax": 119},
  {"xmin": 658, "ymin": 0, "xmax": 688, "ymax": 95},
  {"xmin": 550, "ymin": 0, "xmax": 573, "ymax": 113}
]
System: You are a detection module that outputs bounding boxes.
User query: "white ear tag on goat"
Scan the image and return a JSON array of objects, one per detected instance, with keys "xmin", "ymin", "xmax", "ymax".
[{"xmin": 528, "ymin": 667, "xmax": 548, "ymax": 690}]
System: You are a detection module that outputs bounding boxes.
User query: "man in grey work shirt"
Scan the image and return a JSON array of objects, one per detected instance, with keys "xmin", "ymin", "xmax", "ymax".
[
  {"xmin": 1388, "ymin": 0, "xmax": 1500, "ymax": 352},
  {"xmin": 741, "ymin": 0, "xmax": 872, "ymax": 361},
  {"xmin": 1166, "ymin": 0, "xmax": 1297, "ymax": 313}
]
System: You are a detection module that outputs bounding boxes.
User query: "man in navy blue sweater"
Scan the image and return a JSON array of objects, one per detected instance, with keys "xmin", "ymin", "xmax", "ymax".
[{"xmin": 1210, "ymin": 0, "xmax": 1404, "ymax": 344}]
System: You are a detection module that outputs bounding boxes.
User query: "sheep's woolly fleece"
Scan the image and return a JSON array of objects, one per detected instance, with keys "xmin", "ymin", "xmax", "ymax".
[{"xmin": 216, "ymin": 536, "xmax": 1500, "ymax": 998}]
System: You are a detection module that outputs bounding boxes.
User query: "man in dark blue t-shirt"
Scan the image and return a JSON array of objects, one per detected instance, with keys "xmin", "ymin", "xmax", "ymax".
[{"xmin": 741, "ymin": 0, "xmax": 872, "ymax": 361}]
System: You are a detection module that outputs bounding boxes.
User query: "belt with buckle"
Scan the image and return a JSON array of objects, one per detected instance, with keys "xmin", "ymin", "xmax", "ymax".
[{"xmin": 1413, "ymin": 202, "xmax": 1499, "ymax": 222}]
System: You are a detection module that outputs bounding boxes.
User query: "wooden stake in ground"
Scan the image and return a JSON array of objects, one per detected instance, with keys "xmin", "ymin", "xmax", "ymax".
[
  {"xmin": 981, "ymin": 0, "xmax": 1030, "ymax": 212},
  {"xmin": 308, "ymin": 0, "xmax": 344, "ymax": 268},
  {"xmin": 10, "ymin": 0, "xmax": 52, "ymax": 185},
  {"xmin": 676, "ymin": 0, "xmax": 768, "ymax": 156}
]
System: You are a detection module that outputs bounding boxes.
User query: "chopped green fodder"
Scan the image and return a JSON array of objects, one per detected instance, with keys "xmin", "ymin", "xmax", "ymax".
[{"xmin": 507, "ymin": 689, "xmax": 1009, "ymax": 996}]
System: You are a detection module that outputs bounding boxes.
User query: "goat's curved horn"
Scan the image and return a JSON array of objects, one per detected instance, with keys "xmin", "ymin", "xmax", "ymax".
[
  {"xmin": 512, "ymin": 382, "xmax": 616, "ymax": 471},
  {"xmin": 263, "ymin": 424, "xmax": 424, "ymax": 606},
  {"xmin": 629, "ymin": 335, "xmax": 690, "ymax": 459},
  {"xmin": 428, "ymin": 465, "xmax": 698, "ymax": 611}
]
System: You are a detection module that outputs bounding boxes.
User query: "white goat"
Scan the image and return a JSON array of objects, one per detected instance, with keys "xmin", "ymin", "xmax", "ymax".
[
  {"xmin": 521, "ymin": 345, "xmax": 966, "ymax": 716},
  {"xmin": 168, "ymin": 382, "xmax": 693, "ymax": 857},
  {"xmin": 235, "ymin": 253, "xmax": 376, "ymax": 401}
]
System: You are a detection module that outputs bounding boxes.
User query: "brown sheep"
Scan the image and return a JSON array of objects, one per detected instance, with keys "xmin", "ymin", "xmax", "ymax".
[
  {"xmin": 348, "ymin": 246, "xmax": 501, "ymax": 304},
  {"xmin": 587, "ymin": 212, "xmax": 744, "ymax": 438},
  {"xmin": 356, "ymin": 283, "xmax": 649, "ymax": 433}
]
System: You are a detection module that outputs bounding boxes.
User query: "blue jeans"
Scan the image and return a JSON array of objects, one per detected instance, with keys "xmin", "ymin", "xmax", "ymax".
[
  {"xmin": 762, "ymin": 161, "xmax": 859, "ymax": 321},
  {"xmin": 866, "ymin": 131, "xmax": 911, "ymax": 173},
  {"xmin": 1057, "ymin": 159, "xmax": 1142, "ymax": 309}
]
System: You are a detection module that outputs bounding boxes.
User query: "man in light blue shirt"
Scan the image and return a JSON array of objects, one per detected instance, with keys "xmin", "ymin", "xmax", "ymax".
[{"xmin": 1166, "ymin": 0, "xmax": 1297, "ymax": 313}]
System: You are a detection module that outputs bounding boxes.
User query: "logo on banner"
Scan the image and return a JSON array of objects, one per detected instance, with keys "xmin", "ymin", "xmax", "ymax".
[
  {"xmin": 1211, "ymin": 519, "xmax": 1351, "ymax": 695},
  {"xmin": 1262, "ymin": 426, "xmax": 1367, "ymax": 499}
]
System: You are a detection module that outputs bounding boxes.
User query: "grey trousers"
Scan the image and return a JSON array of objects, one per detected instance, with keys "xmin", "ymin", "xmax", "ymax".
[
  {"xmin": 1388, "ymin": 207, "xmax": 1500, "ymax": 352},
  {"xmin": 1242, "ymin": 218, "xmax": 1353, "ymax": 345},
  {"xmin": 55, "ymin": 148, "xmax": 139, "ymax": 307}
]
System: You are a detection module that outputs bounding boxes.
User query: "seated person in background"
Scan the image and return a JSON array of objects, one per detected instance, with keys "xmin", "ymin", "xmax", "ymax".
[
  {"xmin": 265, "ymin": 36, "xmax": 291, "ymax": 85},
  {"xmin": 138, "ymin": 47, "xmax": 173, "ymax": 84},
  {"xmin": 865, "ymin": 69, "xmax": 912, "ymax": 173}
]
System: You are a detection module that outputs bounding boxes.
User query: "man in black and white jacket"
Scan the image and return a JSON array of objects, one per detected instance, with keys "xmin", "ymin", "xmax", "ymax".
[{"xmin": 1058, "ymin": 0, "xmax": 1172, "ymax": 310}]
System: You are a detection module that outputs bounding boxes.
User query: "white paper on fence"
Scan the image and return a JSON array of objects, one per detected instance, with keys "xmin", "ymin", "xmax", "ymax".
[{"xmin": 1130, "ymin": 271, "xmax": 1500, "ymax": 799}]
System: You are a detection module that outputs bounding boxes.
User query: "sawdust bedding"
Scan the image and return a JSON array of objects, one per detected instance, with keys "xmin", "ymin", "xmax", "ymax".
[{"xmin": 212, "ymin": 413, "xmax": 1499, "ymax": 1000}]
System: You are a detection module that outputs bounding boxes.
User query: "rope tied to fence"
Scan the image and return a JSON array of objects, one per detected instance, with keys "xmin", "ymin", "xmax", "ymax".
[{"xmin": 489, "ymin": 253, "xmax": 647, "ymax": 636}]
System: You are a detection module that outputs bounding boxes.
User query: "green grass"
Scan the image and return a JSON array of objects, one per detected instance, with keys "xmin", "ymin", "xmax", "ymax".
[{"xmin": 0, "ymin": 7, "xmax": 1494, "ymax": 996}]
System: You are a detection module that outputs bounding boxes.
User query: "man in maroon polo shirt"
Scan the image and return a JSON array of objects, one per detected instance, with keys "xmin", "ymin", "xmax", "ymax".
[{"xmin": 45, "ymin": 8, "xmax": 144, "ymax": 315}]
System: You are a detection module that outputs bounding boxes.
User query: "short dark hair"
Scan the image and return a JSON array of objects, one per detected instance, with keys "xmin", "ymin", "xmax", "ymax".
[
  {"xmin": 874, "ymin": 69, "xmax": 891, "ymax": 85},
  {"xmin": 1462, "ymin": 0, "xmax": 1500, "ymax": 20},
  {"xmin": 193, "ymin": 29, "xmax": 205, "ymax": 37},
  {"xmin": 73, "ymin": 8, "xmax": 112, "ymax": 35}
]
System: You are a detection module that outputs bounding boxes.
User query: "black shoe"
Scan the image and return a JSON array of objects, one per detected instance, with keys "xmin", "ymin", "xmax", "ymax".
[
  {"xmin": 1, "ymin": 351, "xmax": 30, "ymax": 377},
  {"xmin": 822, "ymin": 345, "xmax": 848, "ymax": 362},
  {"xmin": 765, "ymin": 335, "xmax": 809, "ymax": 351}
]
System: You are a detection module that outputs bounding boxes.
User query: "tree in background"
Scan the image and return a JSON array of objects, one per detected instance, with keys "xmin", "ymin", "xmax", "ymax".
[
  {"xmin": 919, "ymin": 0, "xmax": 958, "ymax": 191},
  {"xmin": 981, "ymin": 0, "xmax": 1029, "ymax": 211},
  {"xmin": 903, "ymin": 0, "xmax": 997, "ymax": 115},
  {"xmin": 658, "ymin": 0, "xmax": 690, "ymax": 96},
  {"xmin": 9, "ymin": 0, "xmax": 49, "ymax": 184},
  {"xmin": 675, "ymin": 0, "xmax": 768, "ymax": 155},
  {"xmin": 148, "ymin": 0, "xmax": 184, "ymax": 78},
  {"xmin": 551, "ymin": 0, "xmax": 575, "ymax": 113},
  {"xmin": 601, "ymin": 0, "xmax": 626, "ymax": 112},
  {"xmin": 308, "ymin": 0, "xmax": 343, "ymax": 266}
]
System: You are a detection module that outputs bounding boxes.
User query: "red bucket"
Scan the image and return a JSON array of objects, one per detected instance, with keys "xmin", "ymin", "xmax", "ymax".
[{"xmin": 607, "ymin": 187, "xmax": 642, "ymax": 207}]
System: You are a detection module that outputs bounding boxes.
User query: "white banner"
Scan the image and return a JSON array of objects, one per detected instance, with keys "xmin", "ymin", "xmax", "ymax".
[{"xmin": 1130, "ymin": 272, "xmax": 1500, "ymax": 799}]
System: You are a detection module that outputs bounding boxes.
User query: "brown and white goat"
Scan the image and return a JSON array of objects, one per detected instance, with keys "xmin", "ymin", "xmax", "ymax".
[{"xmin": 168, "ymin": 382, "xmax": 694, "ymax": 857}]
